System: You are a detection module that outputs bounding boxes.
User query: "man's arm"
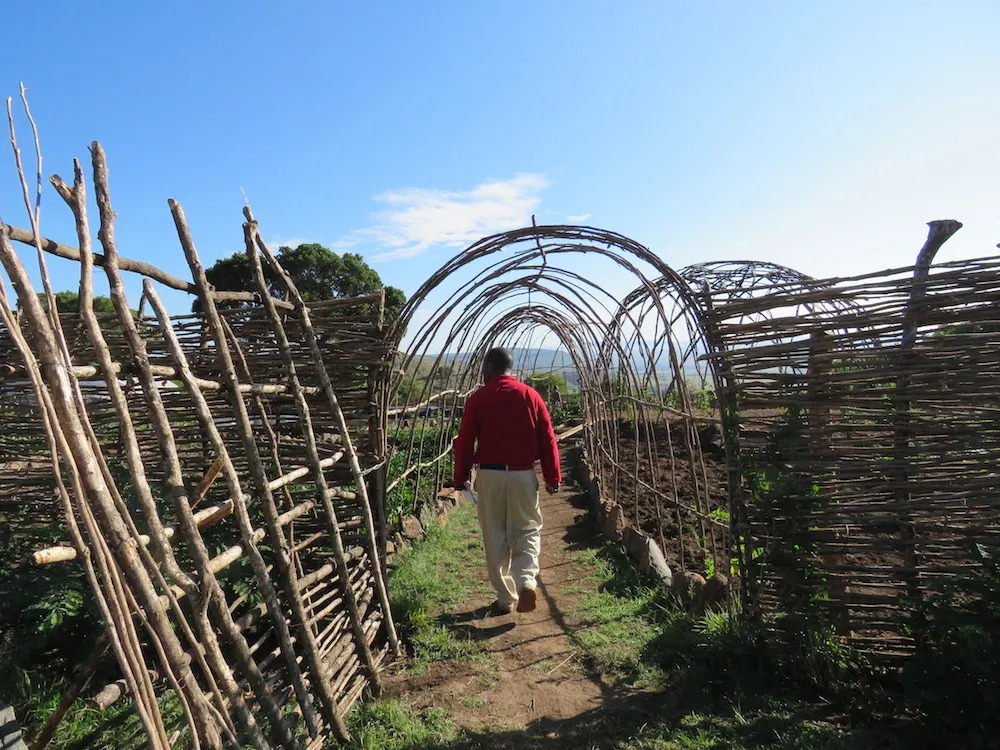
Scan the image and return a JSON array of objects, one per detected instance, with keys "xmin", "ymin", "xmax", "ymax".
[
  {"xmin": 453, "ymin": 393, "xmax": 479, "ymax": 487},
  {"xmin": 533, "ymin": 391, "xmax": 561, "ymax": 489}
]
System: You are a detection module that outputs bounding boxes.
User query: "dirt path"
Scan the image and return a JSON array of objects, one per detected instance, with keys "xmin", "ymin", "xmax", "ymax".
[{"xmin": 384, "ymin": 460, "xmax": 615, "ymax": 735}]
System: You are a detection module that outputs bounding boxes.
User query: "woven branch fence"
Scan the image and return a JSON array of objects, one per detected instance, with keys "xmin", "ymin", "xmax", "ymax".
[
  {"xmin": 0, "ymin": 135, "xmax": 398, "ymax": 748},
  {"xmin": 387, "ymin": 221, "xmax": 1000, "ymax": 667},
  {"xmin": 692, "ymin": 224, "xmax": 1000, "ymax": 661}
]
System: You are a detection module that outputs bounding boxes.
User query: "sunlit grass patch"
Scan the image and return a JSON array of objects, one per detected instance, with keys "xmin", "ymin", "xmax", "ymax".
[
  {"xmin": 346, "ymin": 698, "xmax": 456, "ymax": 750},
  {"xmin": 387, "ymin": 502, "xmax": 491, "ymax": 673}
]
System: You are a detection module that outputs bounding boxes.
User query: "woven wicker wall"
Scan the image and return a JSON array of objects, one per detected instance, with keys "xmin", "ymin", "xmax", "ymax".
[{"xmin": 702, "ymin": 241, "xmax": 1000, "ymax": 661}]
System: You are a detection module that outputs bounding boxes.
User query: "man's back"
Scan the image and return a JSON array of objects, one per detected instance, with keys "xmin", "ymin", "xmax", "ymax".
[
  {"xmin": 454, "ymin": 375, "xmax": 560, "ymax": 488},
  {"xmin": 452, "ymin": 349, "xmax": 561, "ymax": 615}
]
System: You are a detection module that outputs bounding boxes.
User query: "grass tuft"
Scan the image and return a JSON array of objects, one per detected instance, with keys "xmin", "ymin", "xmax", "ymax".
[
  {"xmin": 387, "ymin": 502, "xmax": 490, "ymax": 673},
  {"xmin": 347, "ymin": 698, "xmax": 456, "ymax": 749}
]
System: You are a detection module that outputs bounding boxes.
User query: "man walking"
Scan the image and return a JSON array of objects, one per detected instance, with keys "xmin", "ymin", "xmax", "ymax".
[{"xmin": 453, "ymin": 347, "xmax": 561, "ymax": 614}]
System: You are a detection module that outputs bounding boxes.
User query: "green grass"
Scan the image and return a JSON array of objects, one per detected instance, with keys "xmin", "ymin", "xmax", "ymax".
[
  {"xmin": 347, "ymin": 699, "xmax": 457, "ymax": 750},
  {"xmin": 7, "ymin": 673, "xmax": 186, "ymax": 750},
  {"xmin": 568, "ymin": 545, "xmax": 668, "ymax": 687},
  {"xmin": 347, "ymin": 499, "xmax": 911, "ymax": 750},
  {"xmin": 611, "ymin": 711, "xmax": 889, "ymax": 750},
  {"xmin": 553, "ymin": 542, "xmax": 908, "ymax": 750},
  {"xmin": 386, "ymin": 501, "xmax": 492, "ymax": 673}
]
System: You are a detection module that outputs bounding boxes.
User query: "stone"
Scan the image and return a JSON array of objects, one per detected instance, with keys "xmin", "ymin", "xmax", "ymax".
[
  {"xmin": 702, "ymin": 572, "xmax": 730, "ymax": 607},
  {"xmin": 623, "ymin": 526, "xmax": 644, "ymax": 557},
  {"xmin": 434, "ymin": 498, "xmax": 453, "ymax": 524},
  {"xmin": 643, "ymin": 539, "xmax": 674, "ymax": 592},
  {"xmin": 400, "ymin": 514, "xmax": 423, "ymax": 541},
  {"xmin": 600, "ymin": 502, "xmax": 625, "ymax": 542},
  {"xmin": 619, "ymin": 528, "xmax": 674, "ymax": 593},
  {"xmin": 672, "ymin": 570, "xmax": 707, "ymax": 602},
  {"xmin": 588, "ymin": 476, "xmax": 602, "ymax": 506},
  {"xmin": 419, "ymin": 502, "xmax": 436, "ymax": 529}
]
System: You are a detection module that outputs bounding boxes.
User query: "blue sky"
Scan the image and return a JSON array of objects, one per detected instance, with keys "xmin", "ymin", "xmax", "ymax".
[{"xmin": 1, "ymin": 1, "xmax": 998, "ymax": 315}]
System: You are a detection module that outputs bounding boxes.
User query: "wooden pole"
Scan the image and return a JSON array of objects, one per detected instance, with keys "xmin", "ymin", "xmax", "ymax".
[
  {"xmin": 168, "ymin": 199, "xmax": 351, "ymax": 741},
  {"xmin": 252, "ymin": 215, "xmax": 400, "ymax": 658},
  {"xmin": 243, "ymin": 218, "xmax": 383, "ymax": 691}
]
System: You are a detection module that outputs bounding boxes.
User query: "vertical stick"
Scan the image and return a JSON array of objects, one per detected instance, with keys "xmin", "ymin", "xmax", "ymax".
[
  {"xmin": 144, "ymin": 279, "xmax": 324, "ymax": 742},
  {"xmin": 699, "ymin": 283, "xmax": 752, "ymax": 612},
  {"xmin": 167, "ymin": 200, "xmax": 351, "ymax": 741},
  {"xmin": 370, "ymin": 289, "xmax": 391, "ymax": 573},
  {"xmin": 0, "ymin": 234, "xmax": 170, "ymax": 750},
  {"xmin": 82, "ymin": 144, "xmax": 290, "ymax": 750},
  {"xmin": 52, "ymin": 160, "xmax": 235, "ymax": 747},
  {"xmin": 242, "ymin": 218, "xmax": 382, "ymax": 692},
  {"xmin": 895, "ymin": 220, "xmax": 962, "ymax": 614},
  {"xmin": 251, "ymin": 213, "xmax": 400, "ymax": 658}
]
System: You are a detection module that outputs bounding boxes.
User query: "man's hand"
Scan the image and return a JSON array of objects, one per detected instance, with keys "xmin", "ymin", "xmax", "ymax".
[{"xmin": 545, "ymin": 483, "xmax": 560, "ymax": 495}]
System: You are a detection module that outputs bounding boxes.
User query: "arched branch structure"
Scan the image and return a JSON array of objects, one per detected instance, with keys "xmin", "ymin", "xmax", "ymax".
[
  {"xmin": 602, "ymin": 259, "xmax": 888, "ymax": 605},
  {"xmin": 681, "ymin": 260, "xmax": 883, "ymax": 374},
  {"xmin": 385, "ymin": 227, "xmax": 730, "ymax": 580}
]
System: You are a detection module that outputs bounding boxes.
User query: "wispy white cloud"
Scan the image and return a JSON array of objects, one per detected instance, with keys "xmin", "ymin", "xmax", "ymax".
[
  {"xmin": 566, "ymin": 213, "xmax": 591, "ymax": 223},
  {"xmin": 336, "ymin": 173, "xmax": 549, "ymax": 262}
]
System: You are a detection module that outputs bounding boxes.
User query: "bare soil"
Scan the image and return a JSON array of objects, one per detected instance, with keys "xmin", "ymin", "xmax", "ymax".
[{"xmin": 610, "ymin": 420, "xmax": 729, "ymax": 571}]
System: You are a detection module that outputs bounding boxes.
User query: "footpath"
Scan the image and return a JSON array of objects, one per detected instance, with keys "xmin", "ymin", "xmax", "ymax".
[{"xmin": 385, "ymin": 463, "xmax": 610, "ymax": 735}]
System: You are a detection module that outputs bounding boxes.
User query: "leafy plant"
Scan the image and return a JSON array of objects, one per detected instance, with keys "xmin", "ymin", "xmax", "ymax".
[
  {"xmin": 902, "ymin": 543, "xmax": 1000, "ymax": 748},
  {"xmin": 694, "ymin": 387, "xmax": 716, "ymax": 413},
  {"xmin": 27, "ymin": 587, "xmax": 86, "ymax": 633},
  {"xmin": 549, "ymin": 390, "xmax": 583, "ymax": 426},
  {"xmin": 386, "ymin": 425, "xmax": 455, "ymax": 523}
]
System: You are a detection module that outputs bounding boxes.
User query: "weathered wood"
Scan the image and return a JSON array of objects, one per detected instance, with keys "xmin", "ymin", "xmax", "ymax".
[
  {"xmin": 145, "ymin": 279, "xmax": 323, "ymax": 742},
  {"xmin": 244, "ymin": 218, "xmax": 383, "ymax": 692},
  {"xmin": 170, "ymin": 200, "xmax": 350, "ymax": 741},
  {"xmin": 253, "ymin": 213, "xmax": 400, "ymax": 659}
]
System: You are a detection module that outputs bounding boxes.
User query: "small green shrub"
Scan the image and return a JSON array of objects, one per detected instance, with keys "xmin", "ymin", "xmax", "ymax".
[{"xmin": 902, "ymin": 544, "xmax": 1000, "ymax": 748}]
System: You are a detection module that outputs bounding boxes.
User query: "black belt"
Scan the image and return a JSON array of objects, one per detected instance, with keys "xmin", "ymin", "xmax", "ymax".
[{"xmin": 478, "ymin": 463, "xmax": 534, "ymax": 471}]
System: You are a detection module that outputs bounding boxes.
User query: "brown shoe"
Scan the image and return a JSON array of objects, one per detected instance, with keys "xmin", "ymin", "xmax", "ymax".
[{"xmin": 516, "ymin": 587, "xmax": 537, "ymax": 613}]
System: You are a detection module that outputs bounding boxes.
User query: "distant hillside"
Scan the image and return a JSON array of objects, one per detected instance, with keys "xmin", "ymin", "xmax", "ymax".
[
  {"xmin": 406, "ymin": 345, "xmax": 708, "ymax": 391},
  {"xmin": 447, "ymin": 348, "xmax": 580, "ymax": 386}
]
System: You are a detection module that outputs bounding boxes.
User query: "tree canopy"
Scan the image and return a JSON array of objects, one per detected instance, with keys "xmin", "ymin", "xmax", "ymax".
[
  {"xmin": 524, "ymin": 371, "xmax": 569, "ymax": 402},
  {"xmin": 203, "ymin": 243, "xmax": 405, "ymax": 321},
  {"xmin": 33, "ymin": 291, "xmax": 115, "ymax": 314}
]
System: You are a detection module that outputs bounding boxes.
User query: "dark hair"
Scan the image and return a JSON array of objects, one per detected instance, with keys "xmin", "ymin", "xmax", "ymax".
[{"xmin": 483, "ymin": 347, "xmax": 514, "ymax": 375}]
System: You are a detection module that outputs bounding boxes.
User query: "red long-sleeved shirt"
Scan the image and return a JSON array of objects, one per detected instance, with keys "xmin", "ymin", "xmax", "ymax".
[{"xmin": 453, "ymin": 375, "xmax": 561, "ymax": 487}]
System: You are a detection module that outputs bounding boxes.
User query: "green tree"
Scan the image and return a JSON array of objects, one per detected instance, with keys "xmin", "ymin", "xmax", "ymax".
[
  {"xmin": 525, "ymin": 371, "xmax": 569, "ymax": 403},
  {"xmin": 32, "ymin": 291, "xmax": 115, "ymax": 314},
  {"xmin": 203, "ymin": 243, "xmax": 406, "ymax": 321}
]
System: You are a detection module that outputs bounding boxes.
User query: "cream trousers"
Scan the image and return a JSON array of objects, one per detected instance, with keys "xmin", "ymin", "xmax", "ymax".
[{"xmin": 474, "ymin": 468, "xmax": 542, "ymax": 606}]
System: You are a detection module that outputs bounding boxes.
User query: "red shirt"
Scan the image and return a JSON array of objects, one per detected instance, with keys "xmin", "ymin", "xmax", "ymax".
[{"xmin": 454, "ymin": 375, "xmax": 561, "ymax": 487}]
